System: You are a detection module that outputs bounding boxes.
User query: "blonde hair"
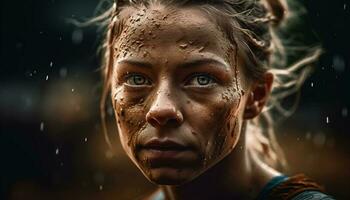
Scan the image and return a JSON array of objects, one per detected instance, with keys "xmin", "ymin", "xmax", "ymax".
[{"xmin": 76, "ymin": 0, "xmax": 321, "ymax": 171}]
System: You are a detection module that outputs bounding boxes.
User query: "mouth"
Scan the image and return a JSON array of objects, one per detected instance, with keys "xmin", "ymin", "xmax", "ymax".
[
  {"xmin": 142, "ymin": 139, "xmax": 190, "ymax": 151},
  {"xmin": 138, "ymin": 138, "xmax": 197, "ymax": 168}
]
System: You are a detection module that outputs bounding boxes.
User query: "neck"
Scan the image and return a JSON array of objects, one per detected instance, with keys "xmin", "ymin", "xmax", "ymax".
[{"xmin": 160, "ymin": 123, "xmax": 280, "ymax": 200}]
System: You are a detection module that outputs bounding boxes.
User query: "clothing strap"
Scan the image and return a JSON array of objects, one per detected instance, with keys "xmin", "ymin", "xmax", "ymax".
[{"xmin": 260, "ymin": 174, "xmax": 329, "ymax": 200}]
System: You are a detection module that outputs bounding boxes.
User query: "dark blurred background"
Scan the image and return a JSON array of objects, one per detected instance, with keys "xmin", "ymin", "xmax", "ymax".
[{"xmin": 1, "ymin": 0, "xmax": 349, "ymax": 199}]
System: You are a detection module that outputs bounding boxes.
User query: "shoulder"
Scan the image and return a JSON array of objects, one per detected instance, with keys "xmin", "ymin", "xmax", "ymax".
[{"xmin": 260, "ymin": 174, "xmax": 336, "ymax": 200}]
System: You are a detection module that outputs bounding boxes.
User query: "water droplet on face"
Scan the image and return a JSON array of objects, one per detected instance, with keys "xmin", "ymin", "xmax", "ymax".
[
  {"xmin": 179, "ymin": 44, "xmax": 188, "ymax": 49},
  {"xmin": 40, "ymin": 122, "xmax": 44, "ymax": 131}
]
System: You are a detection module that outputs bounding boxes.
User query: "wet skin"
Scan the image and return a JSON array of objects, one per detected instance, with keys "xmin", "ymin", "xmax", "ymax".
[{"xmin": 111, "ymin": 6, "xmax": 249, "ymax": 185}]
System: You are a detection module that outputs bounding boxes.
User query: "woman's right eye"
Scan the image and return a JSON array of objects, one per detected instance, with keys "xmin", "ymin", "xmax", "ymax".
[{"xmin": 125, "ymin": 74, "xmax": 152, "ymax": 86}]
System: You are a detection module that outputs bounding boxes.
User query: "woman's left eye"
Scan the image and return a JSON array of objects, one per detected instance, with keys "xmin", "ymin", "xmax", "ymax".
[{"xmin": 185, "ymin": 74, "xmax": 217, "ymax": 86}]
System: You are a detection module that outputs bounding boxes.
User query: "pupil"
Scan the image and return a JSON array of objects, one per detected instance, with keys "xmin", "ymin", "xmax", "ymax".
[
  {"xmin": 197, "ymin": 76, "xmax": 209, "ymax": 85},
  {"xmin": 134, "ymin": 76, "xmax": 144, "ymax": 84}
]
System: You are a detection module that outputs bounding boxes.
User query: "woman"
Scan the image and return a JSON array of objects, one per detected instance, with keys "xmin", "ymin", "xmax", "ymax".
[{"xmin": 91, "ymin": 0, "xmax": 334, "ymax": 199}]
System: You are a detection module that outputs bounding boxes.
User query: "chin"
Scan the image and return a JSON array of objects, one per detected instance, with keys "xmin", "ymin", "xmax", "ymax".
[{"xmin": 145, "ymin": 167, "xmax": 196, "ymax": 185}]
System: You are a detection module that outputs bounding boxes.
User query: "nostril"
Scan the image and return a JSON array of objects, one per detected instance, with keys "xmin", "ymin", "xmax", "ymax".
[
  {"xmin": 148, "ymin": 118, "xmax": 160, "ymax": 128},
  {"xmin": 146, "ymin": 109, "xmax": 183, "ymax": 128}
]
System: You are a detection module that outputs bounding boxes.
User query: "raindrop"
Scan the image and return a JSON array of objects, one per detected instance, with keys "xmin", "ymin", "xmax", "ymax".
[
  {"xmin": 99, "ymin": 185, "xmax": 103, "ymax": 191},
  {"xmin": 40, "ymin": 122, "xmax": 44, "ymax": 131},
  {"xmin": 33, "ymin": 70, "xmax": 37, "ymax": 74},
  {"xmin": 341, "ymin": 107, "xmax": 348, "ymax": 117},
  {"xmin": 332, "ymin": 55, "xmax": 345, "ymax": 73},
  {"xmin": 50, "ymin": 61, "xmax": 53, "ymax": 67},
  {"xmin": 71, "ymin": 88, "xmax": 74, "ymax": 92},
  {"xmin": 310, "ymin": 82, "xmax": 314, "ymax": 87},
  {"xmin": 72, "ymin": 29, "xmax": 83, "ymax": 45},
  {"xmin": 45, "ymin": 75, "xmax": 49, "ymax": 81},
  {"xmin": 55, "ymin": 148, "xmax": 60, "ymax": 155},
  {"xmin": 326, "ymin": 116, "xmax": 330, "ymax": 124},
  {"xmin": 313, "ymin": 132, "xmax": 326, "ymax": 147},
  {"xmin": 105, "ymin": 150, "xmax": 114, "ymax": 159},
  {"xmin": 344, "ymin": 3, "xmax": 347, "ymax": 10},
  {"xmin": 305, "ymin": 132, "xmax": 312, "ymax": 140},
  {"xmin": 59, "ymin": 68, "xmax": 68, "ymax": 78},
  {"xmin": 84, "ymin": 137, "xmax": 88, "ymax": 142}
]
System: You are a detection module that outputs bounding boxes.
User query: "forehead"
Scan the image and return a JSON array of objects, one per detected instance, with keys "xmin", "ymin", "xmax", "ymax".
[{"xmin": 114, "ymin": 5, "xmax": 232, "ymax": 60}]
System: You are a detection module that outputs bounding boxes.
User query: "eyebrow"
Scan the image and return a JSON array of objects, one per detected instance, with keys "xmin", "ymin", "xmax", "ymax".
[{"xmin": 117, "ymin": 57, "xmax": 229, "ymax": 70}]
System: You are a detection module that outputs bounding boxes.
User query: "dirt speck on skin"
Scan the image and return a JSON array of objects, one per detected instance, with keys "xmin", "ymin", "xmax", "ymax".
[{"xmin": 198, "ymin": 46, "xmax": 205, "ymax": 52}]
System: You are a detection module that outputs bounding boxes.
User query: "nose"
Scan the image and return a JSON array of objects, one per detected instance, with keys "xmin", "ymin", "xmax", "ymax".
[{"xmin": 146, "ymin": 90, "xmax": 183, "ymax": 128}]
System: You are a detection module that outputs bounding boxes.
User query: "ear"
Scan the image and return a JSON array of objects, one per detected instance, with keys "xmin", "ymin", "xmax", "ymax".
[{"xmin": 243, "ymin": 72, "xmax": 274, "ymax": 119}]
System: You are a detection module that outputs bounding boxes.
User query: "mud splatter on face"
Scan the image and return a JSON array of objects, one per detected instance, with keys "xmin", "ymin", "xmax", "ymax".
[{"xmin": 111, "ymin": 5, "xmax": 248, "ymax": 185}]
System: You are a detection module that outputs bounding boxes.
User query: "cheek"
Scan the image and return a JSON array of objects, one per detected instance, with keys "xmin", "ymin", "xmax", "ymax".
[
  {"xmin": 187, "ymin": 86, "xmax": 244, "ymax": 168},
  {"xmin": 112, "ymin": 87, "xmax": 148, "ymax": 157}
]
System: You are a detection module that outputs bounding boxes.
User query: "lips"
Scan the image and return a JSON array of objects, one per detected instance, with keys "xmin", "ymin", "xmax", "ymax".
[
  {"xmin": 138, "ymin": 138, "xmax": 197, "ymax": 168},
  {"xmin": 142, "ymin": 139, "xmax": 190, "ymax": 151}
]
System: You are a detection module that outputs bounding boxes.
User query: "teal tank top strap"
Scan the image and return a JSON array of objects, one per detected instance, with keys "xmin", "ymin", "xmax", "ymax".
[{"xmin": 256, "ymin": 175, "xmax": 289, "ymax": 200}]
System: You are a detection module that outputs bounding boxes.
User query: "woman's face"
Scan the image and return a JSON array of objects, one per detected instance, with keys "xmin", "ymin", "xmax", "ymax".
[{"xmin": 111, "ymin": 6, "xmax": 248, "ymax": 185}]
